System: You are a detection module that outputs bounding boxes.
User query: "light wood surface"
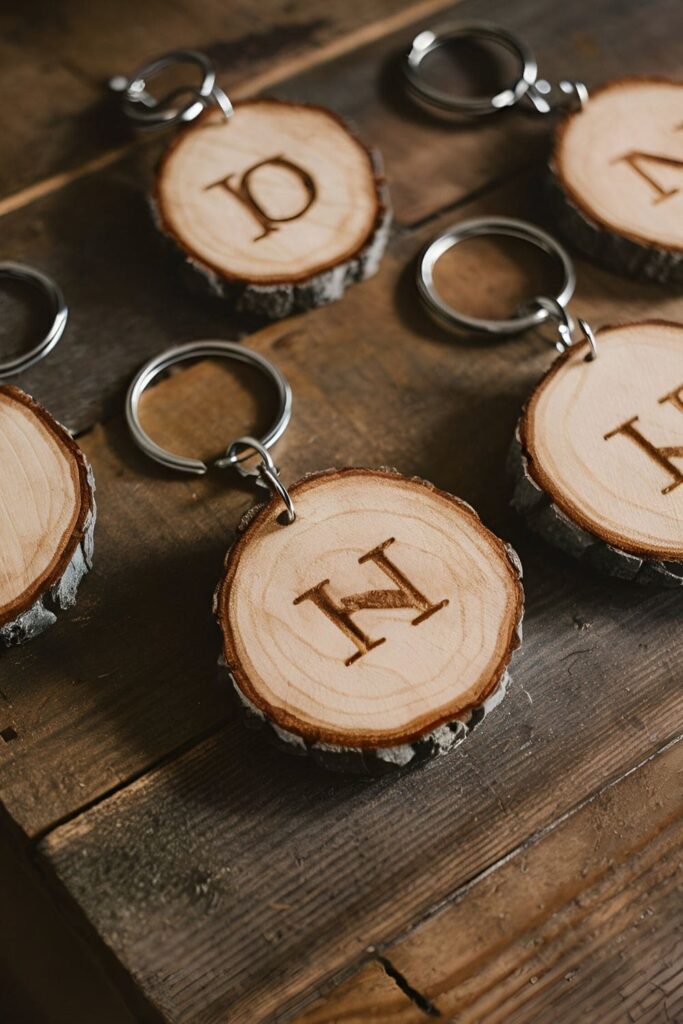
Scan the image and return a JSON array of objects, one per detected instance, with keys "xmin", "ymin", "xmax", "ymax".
[
  {"xmin": 154, "ymin": 100, "xmax": 390, "ymax": 316},
  {"xmin": 217, "ymin": 468, "xmax": 523, "ymax": 762},
  {"xmin": 517, "ymin": 321, "xmax": 683, "ymax": 570},
  {"xmin": 552, "ymin": 78, "xmax": 683, "ymax": 282},
  {"xmin": 0, "ymin": 386, "xmax": 94, "ymax": 643}
]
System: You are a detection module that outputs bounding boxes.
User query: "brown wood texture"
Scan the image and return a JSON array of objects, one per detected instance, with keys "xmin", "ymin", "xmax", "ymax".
[
  {"xmin": 154, "ymin": 100, "xmax": 390, "ymax": 316},
  {"xmin": 293, "ymin": 959, "xmax": 427, "ymax": 1024},
  {"xmin": 0, "ymin": 0, "xmax": 681, "ymax": 1021},
  {"xmin": 33, "ymin": 175, "xmax": 683, "ymax": 1017},
  {"xmin": 516, "ymin": 320, "xmax": 683, "ymax": 570},
  {"xmin": 1, "ymin": 173, "xmax": 681, "ymax": 837},
  {"xmin": 552, "ymin": 77, "xmax": 683, "ymax": 283},
  {"xmin": 0, "ymin": 822, "xmax": 139, "ymax": 1024},
  {"xmin": 0, "ymin": 0, "xmax": 451, "ymax": 205},
  {"xmin": 293, "ymin": 737, "xmax": 683, "ymax": 1024},
  {"xmin": 218, "ymin": 467, "xmax": 522, "ymax": 761},
  {"xmin": 2, "ymin": 0, "xmax": 681, "ymax": 436},
  {"xmin": 0, "ymin": 386, "xmax": 94, "ymax": 634}
]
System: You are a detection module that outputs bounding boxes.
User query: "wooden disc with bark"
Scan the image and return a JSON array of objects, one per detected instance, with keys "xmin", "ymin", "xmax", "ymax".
[
  {"xmin": 153, "ymin": 99, "xmax": 391, "ymax": 319},
  {"xmin": 215, "ymin": 468, "xmax": 523, "ymax": 774},
  {"xmin": 0, "ymin": 386, "xmax": 95, "ymax": 646},
  {"xmin": 510, "ymin": 321, "xmax": 683, "ymax": 585},
  {"xmin": 550, "ymin": 78, "xmax": 683, "ymax": 284}
]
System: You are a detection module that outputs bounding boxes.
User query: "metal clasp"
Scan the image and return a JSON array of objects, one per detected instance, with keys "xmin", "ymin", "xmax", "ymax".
[
  {"xmin": 404, "ymin": 22, "xmax": 588, "ymax": 118},
  {"xmin": 528, "ymin": 296, "xmax": 598, "ymax": 360},
  {"xmin": 109, "ymin": 50, "xmax": 233, "ymax": 130},
  {"xmin": 525, "ymin": 78, "xmax": 589, "ymax": 116},
  {"xmin": 218, "ymin": 437, "xmax": 296, "ymax": 524}
]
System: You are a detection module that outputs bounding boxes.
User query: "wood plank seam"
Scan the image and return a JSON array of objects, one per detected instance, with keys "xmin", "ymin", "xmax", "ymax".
[
  {"xmin": 29, "ymin": 715, "xmax": 232, "ymax": 846},
  {"xmin": 0, "ymin": 3, "xmax": 680, "ymax": 1018},
  {"xmin": 399, "ymin": 163, "xmax": 540, "ymax": 233},
  {"xmin": 0, "ymin": 0, "xmax": 460, "ymax": 222},
  {"xmin": 60, "ymin": 162, "xmax": 538, "ymax": 446},
  {"xmin": 287, "ymin": 732, "xmax": 682, "ymax": 1023},
  {"xmin": 432, "ymin": 832, "xmax": 681, "ymax": 1021},
  {"xmin": 456, "ymin": 838, "xmax": 682, "ymax": 1024},
  {"xmin": 377, "ymin": 730, "xmax": 683, "ymax": 946}
]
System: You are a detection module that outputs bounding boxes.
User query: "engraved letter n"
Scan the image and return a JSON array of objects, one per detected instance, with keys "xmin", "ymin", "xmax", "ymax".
[{"xmin": 293, "ymin": 538, "xmax": 448, "ymax": 666}]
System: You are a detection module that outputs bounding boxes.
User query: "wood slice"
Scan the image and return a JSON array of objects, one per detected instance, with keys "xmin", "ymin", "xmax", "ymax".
[
  {"xmin": 153, "ymin": 99, "xmax": 391, "ymax": 319},
  {"xmin": 550, "ymin": 78, "xmax": 683, "ymax": 284},
  {"xmin": 0, "ymin": 386, "xmax": 95, "ymax": 646},
  {"xmin": 215, "ymin": 468, "xmax": 523, "ymax": 774},
  {"xmin": 511, "ymin": 320, "xmax": 683, "ymax": 585}
]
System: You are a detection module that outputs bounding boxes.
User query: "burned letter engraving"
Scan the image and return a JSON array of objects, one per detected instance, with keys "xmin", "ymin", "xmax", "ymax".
[
  {"xmin": 205, "ymin": 155, "xmax": 317, "ymax": 241},
  {"xmin": 615, "ymin": 150, "xmax": 683, "ymax": 205},
  {"xmin": 604, "ymin": 383, "xmax": 683, "ymax": 494},
  {"xmin": 660, "ymin": 383, "xmax": 683, "ymax": 415},
  {"xmin": 294, "ymin": 538, "xmax": 448, "ymax": 666}
]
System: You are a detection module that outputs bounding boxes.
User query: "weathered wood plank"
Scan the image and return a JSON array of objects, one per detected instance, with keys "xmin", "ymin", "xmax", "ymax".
[
  {"xmin": 292, "ymin": 738, "xmax": 683, "ymax": 1023},
  {"xmin": 36, "ymin": 449, "xmax": 683, "ymax": 1024},
  {"xmin": 2, "ymin": 178, "xmax": 682, "ymax": 840},
  {"xmin": 3, "ymin": 0, "xmax": 681, "ymax": 436},
  {"xmin": 38, "ymin": 620, "xmax": 683, "ymax": 1021},
  {"xmin": 0, "ymin": 0, "xmax": 445, "ymax": 203},
  {"xmin": 273, "ymin": 0, "xmax": 683, "ymax": 225},
  {"xmin": 0, "ymin": 825, "xmax": 139, "ymax": 1024},
  {"xmin": 1, "ymin": 4, "xmax": 681, "ymax": 1018},
  {"xmin": 289, "ymin": 960, "xmax": 427, "ymax": 1024},
  {"xmin": 4, "ymin": 0, "xmax": 681, "ymax": 219}
]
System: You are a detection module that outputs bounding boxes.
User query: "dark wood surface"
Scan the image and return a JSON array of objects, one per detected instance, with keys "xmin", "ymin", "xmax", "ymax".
[
  {"xmin": 294, "ymin": 738, "xmax": 683, "ymax": 1023},
  {"xmin": 0, "ymin": 0, "xmax": 681, "ymax": 1021}
]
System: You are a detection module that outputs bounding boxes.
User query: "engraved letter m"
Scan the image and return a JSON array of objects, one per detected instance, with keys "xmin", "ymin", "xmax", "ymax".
[{"xmin": 294, "ymin": 538, "xmax": 448, "ymax": 666}]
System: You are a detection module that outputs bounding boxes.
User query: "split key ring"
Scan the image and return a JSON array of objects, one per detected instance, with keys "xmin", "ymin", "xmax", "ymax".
[{"xmin": 404, "ymin": 22, "xmax": 588, "ymax": 117}]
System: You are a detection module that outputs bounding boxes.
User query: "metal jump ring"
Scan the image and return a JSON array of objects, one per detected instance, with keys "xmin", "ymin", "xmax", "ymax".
[
  {"xmin": 417, "ymin": 216, "xmax": 576, "ymax": 335},
  {"xmin": 109, "ymin": 50, "xmax": 233, "ymax": 129},
  {"xmin": 223, "ymin": 437, "xmax": 296, "ymax": 523},
  {"xmin": 0, "ymin": 263, "xmax": 68, "ymax": 379},
  {"xmin": 404, "ymin": 22, "xmax": 537, "ymax": 116},
  {"xmin": 529, "ymin": 297, "xmax": 598, "ymax": 360},
  {"xmin": 126, "ymin": 341, "xmax": 292, "ymax": 475}
]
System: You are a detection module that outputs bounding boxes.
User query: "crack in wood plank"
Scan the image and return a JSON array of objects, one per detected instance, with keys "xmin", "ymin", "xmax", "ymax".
[{"xmin": 288, "ymin": 733, "xmax": 683, "ymax": 1023}]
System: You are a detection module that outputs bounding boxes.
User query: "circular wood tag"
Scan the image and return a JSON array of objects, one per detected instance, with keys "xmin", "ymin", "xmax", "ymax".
[
  {"xmin": 514, "ymin": 321, "xmax": 683, "ymax": 582},
  {"xmin": 154, "ymin": 100, "xmax": 390, "ymax": 318},
  {"xmin": 216, "ymin": 468, "xmax": 523, "ymax": 771},
  {"xmin": 552, "ymin": 78, "xmax": 683, "ymax": 283},
  {"xmin": 0, "ymin": 386, "xmax": 95, "ymax": 645}
]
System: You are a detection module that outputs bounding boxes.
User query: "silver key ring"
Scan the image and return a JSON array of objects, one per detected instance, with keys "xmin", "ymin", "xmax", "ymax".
[
  {"xmin": 0, "ymin": 262, "xmax": 68, "ymax": 379},
  {"xmin": 417, "ymin": 217, "xmax": 576, "ymax": 335},
  {"xmin": 417, "ymin": 217, "xmax": 598, "ymax": 359},
  {"xmin": 126, "ymin": 341, "xmax": 292, "ymax": 475},
  {"xmin": 109, "ymin": 50, "xmax": 233, "ymax": 130},
  {"xmin": 404, "ymin": 22, "xmax": 587, "ymax": 117}
]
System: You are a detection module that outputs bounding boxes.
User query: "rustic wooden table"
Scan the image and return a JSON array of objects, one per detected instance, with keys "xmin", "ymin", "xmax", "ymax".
[{"xmin": 1, "ymin": 1, "xmax": 681, "ymax": 1022}]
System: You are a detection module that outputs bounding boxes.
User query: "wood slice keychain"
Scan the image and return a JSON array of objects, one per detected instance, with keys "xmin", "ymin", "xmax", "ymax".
[
  {"xmin": 126, "ymin": 343, "xmax": 523, "ymax": 774},
  {"xmin": 404, "ymin": 24, "xmax": 682, "ymax": 282},
  {"xmin": 550, "ymin": 78, "xmax": 683, "ymax": 284},
  {"xmin": 417, "ymin": 217, "xmax": 683, "ymax": 586},
  {"xmin": 111, "ymin": 51, "xmax": 391, "ymax": 319},
  {"xmin": 0, "ymin": 264, "xmax": 95, "ymax": 646}
]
